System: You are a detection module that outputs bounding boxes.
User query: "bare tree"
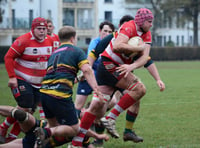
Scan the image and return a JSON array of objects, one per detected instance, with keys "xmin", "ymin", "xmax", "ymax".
[{"xmin": 150, "ymin": 0, "xmax": 199, "ymax": 46}]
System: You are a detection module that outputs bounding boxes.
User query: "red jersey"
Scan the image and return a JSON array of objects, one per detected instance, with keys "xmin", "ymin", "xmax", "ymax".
[
  {"xmin": 4, "ymin": 31, "xmax": 54, "ymax": 88},
  {"xmin": 101, "ymin": 20, "xmax": 152, "ymax": 65},
  {"xmin": 50, "ymin": 33, "xmax": 60, "ymax": 50}
]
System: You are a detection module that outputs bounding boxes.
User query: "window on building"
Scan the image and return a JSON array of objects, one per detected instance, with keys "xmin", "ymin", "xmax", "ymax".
[
  {"xmin": 163, "ymin": 12, "xmax": 167, "ymax": 28},
  {"xmin": 157, "ymin": 36, "xmax": 162, "ymax": 46},
  {"xmin": 63, "ymin": 8, "xmax": 74, "ymax": 26},
  {"xmin": 29, "ymin": 9, "xmax": 33, "ymax": 28},
  {"xmin": 105, "ymin": 0, "xmax": 112, "ymax": 3},
  {"xmin": 176, "ymin": 12, "xmax": 180, "ymax": 28},
  {"xmin": 189, "ymin": 36, "xmax": 193, "ymax": 45},
  {"xmin": 176, "ymin": 35, "xmax": 179, "ymax": 46},
  {"xmin": 105, "ymin": 11, "xmax": 112, "ymax": 23},
  {"xmin": 47, "ymin": 10, "xmax": 52, "ymax": 19},
  {"xmin": 12, "ymin": 9, "xmax": 15, "ymax": 28},
  {"xmin": 77, "ymin": 8, "xmax": 94, "ymax": 29},
  {"xmin": 164, "ymin": 36, "xmax": 166, "ymax": 46},
  {"xmin": 168, "ymin": 16, "xmax": 172, "ymax": 28},
  {"xmin": 86, "ymin": 38, "xmax": 91, "ymax": 45},
  {"xmin": 181, "ymin": 35, "xmax": 184, "ymax": 46}
]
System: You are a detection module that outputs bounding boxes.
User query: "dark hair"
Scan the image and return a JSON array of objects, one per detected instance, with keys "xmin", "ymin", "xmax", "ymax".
[
  {"xmin": 46, "ymin": 19, "xmax": 53, "ymax": 24},
  {"xmin": 58, "ymin": 26, "xmax": 76, "ymax": 42},
  {"xmin": 99, "ymin": 21, "xmax": 115, "ymax": 32},
  {"xmin": 119, "ymin": 15, "xmax": 134, "ymax": 26}
]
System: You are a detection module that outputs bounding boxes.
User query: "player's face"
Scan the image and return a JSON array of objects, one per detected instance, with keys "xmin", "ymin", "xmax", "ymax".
[
  {"xmin": 141, "ymin": 20, "xmax": 153, "ymax": 33},
  {"xmin": 34, "ymin": 26, "xmax": 47, "ymax": 41},
  {"xmin": 47, "ymin": 22, "xmax": 54, "ymax": 36},
  {"xmin": 100, "ymin": 25, "xmax": 113, "ymax": 39}
]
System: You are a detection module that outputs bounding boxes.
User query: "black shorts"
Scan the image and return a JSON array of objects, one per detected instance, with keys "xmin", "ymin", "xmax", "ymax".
[
  {"xmin": 40, "ymin": 93, "xmax": 78, "ymax": 126},
  {"xmin": 11, "ymin": 79, "xmax": 41, "ymax": 112},
  {"xmin": 96, "ymin": 57, "xmax": 124, "ymax": 87}
]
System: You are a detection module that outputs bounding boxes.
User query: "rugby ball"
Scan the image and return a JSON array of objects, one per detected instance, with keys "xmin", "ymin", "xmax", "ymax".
[
  {"xmin": 127, "ymin": 36, "xmax": 144, "ymax": 58},
  {"xmin": 128, "ymin": 36, "xmax": 143, "ymax": 47}
]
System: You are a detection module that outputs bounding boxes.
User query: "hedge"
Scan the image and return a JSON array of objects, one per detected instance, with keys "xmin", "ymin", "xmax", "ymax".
[{"xmin": 1, "ymin": 46, "xmax": 200, "ymax": 63}]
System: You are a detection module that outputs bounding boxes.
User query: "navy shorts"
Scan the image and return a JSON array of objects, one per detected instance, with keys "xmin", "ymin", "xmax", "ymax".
[
  {"xmin": 76, "ymin": 80, "xmax": 93, "ymax": 95},
  {"xmin": 96, "ymin": 57, "xmax": 124, "ymax": 87},
  {"xmin": 11, "ymin": 79, "xmax": 41, "ymax": 112},
  {"xmin": 40, "ymin": 93, "xmax": 78, "ymax": 125}
]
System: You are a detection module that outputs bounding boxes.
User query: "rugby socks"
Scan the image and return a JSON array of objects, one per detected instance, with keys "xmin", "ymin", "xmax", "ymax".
[
  {"xmin": 124, "ymin": 110, "xmax": 138, "ymax": 133},
  {"xmin": 106, "ymin": 93, "xmax": 136, "ymax": 120},
  {"xmin": 7, "ymin": 121, "xmax": 21, "ymax": 139},
  {"xmin": 1, "ymin": 117, "xmax": 16, "ymax": 129},
  {"xmin": 72, "ymin": 112, "xmax": 96, "ymax": 146},
  {"xmin": 38, "ymin": 103, "xmax": 45, "ymax": 119}
]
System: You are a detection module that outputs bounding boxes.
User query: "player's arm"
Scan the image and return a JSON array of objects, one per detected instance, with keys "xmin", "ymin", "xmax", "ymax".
[
  {"xmin": 145, "ymin": 61, "xmax": 165, "ymax": 92},
  {"xmin": 113, "ymin": 33, "xmax": 145, "ymax": 54},
  {"xmin": 117, "ymin": 43, "xmax": 150, "ymax": 77},
  {"xmin": 80, "ymin": 63, "xmax": 103, "ymax": 101},
  {"xmin": 86, "ymin": 129, "xmax": 109, "ymax": 141},
  {"xmin": 4, "ymin": 39, "xmax": 25, "ymax": 88}
]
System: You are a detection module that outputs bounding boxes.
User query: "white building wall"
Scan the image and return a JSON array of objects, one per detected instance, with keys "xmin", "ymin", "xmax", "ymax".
[{"xmin": 40, "ymin": 0, "xmax": 59, "ymax": 34}]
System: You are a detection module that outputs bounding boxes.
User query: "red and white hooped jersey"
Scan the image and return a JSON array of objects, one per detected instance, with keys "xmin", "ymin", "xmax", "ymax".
[
  {"xmin": 4, "ymin": 32, "xmax": 54, "ymax": 88},
  {"xmin": 101, "ymin": 20, "xmax": 152, "ymax": 65}
]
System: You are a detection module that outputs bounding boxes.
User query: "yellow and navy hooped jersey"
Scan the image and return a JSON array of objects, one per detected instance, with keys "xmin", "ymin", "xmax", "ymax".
[{"xmin": 40, "ymin": 43, "xmax": 88, "ymax": 99}]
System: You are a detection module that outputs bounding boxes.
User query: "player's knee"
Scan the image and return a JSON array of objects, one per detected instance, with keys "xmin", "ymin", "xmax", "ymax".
[
  {"xmin": 137, "ymin": 82, "xmax": 146, "ymax": 96},
  {"xmin": 11, "ymin": 108, "xmax": 29, "ymax": 122},
  {"xmin": 128, "ymin": 82, "xmax": 146, "ymax": 97}
]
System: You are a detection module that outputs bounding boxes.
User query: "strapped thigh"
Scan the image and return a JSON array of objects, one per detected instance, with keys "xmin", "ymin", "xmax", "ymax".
[
  {"xmin": 92, "ymin": 93, "xmax": 111, "ymax": 103},
  {"xmin": 126, "ymin": 76, "xmax": 142, "ymax": 91}
]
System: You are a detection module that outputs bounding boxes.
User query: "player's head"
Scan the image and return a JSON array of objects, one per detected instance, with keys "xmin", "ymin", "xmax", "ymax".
[
  {"xmin": 46, "ymin": 19, "xmax": 55, "ymax": 36},
  {"xmin": 135, "ymin": 8, "xmax": 154, "ymax": 32},
  {"xmin": 58, "ymin": 26, "xmax": 76, "ymax": 45},
  {"xmin": 99, "ymin": 21, "xmax": 115, "ymax": 39},
  {"xmin": 31, "ymin": 17, "xmax": 48, "ymax": 41},
  {"xmin": 119, "ymin": 15, "xmax": 134, "ymax": 27}
]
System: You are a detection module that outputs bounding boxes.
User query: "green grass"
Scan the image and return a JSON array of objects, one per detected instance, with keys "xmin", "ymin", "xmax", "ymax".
[{"xmin": 0, "ymin": 61, "xmax": 200, "ymax": 148}]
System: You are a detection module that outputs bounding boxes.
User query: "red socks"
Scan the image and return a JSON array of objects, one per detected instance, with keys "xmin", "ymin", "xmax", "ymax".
[
  {"xmin": 107, "ymin": 93, "xmax": 136, "ymax": 120},
  {"xmin": 72, "ymin": 112, "xmax": 96, "ymax": 146}
]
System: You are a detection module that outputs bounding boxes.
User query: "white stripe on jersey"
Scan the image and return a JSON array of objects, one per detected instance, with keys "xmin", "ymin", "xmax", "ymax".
[
  {"xmin": 24, "ymin": 46, "xmax": 53, "ymax": 55},
  {"xmin": 104, "ymin": 37, "xmax": 125, "ymax": 64},
  {"xmin": 105, "ymin": 44, "xmax": 124, "ymax": 64},
  {"xmin": 15, "ymin": 69, "xmax": 43, "ymax": 86},
  {"xmin": 15, "ymin": 58, "xmax": 48, "ymax": 70}
]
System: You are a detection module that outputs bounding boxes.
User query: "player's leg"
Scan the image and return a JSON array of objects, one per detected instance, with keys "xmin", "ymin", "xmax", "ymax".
[
  {"xmin": 75, "ymin": 80, "xmax": 93, "ymax": 118},
  {"xmin": 123, "ymin": 101, "xmax": 143, "ymax": 143},
  {"xmin": 101, "ymin": 74, "xmax": 146, "ymax": 138},
  {"xmin": 35, "ymin": 92, "xmax": 79, "ymax": 147},
  {"xmin": 71, "ymin": 86, "xmax": 114, "ymax": 147},
  {"xmin": 3, "ymin": 79, "xmax": 39, "ymax": 143}
]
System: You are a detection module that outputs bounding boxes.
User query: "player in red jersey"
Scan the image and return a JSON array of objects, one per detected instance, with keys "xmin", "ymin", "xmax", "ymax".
[
  {"xmin": 0, "ymin": 17, "xmax": 54, "ymax": 143},
  {"xmin": 46, "ymin": 19, "xmax": 60, "ymax": 49},
  {"xmin": 70, "ymin": 8, "xmax": 158, "ymax": 147}
]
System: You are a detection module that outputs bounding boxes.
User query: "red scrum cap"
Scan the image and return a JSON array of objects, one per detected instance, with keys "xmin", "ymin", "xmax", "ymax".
[
  {"xmin": 135, "ymin": 8, "xmax": 154, "ymax": 27},
  {"xmin": 31, "ymin": 17, "xmax": 48, "ymax": 33}
]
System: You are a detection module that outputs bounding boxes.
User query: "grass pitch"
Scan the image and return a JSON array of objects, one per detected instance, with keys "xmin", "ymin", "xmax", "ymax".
[{"xmin": 0, "ymin": 61, "xmax": 200, "ymax": 148}]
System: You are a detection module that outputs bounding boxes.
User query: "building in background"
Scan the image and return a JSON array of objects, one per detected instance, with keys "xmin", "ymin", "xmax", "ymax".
[{"xmin": 0, "ymin": 0, "xmax": 198, "ymax": 47}]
